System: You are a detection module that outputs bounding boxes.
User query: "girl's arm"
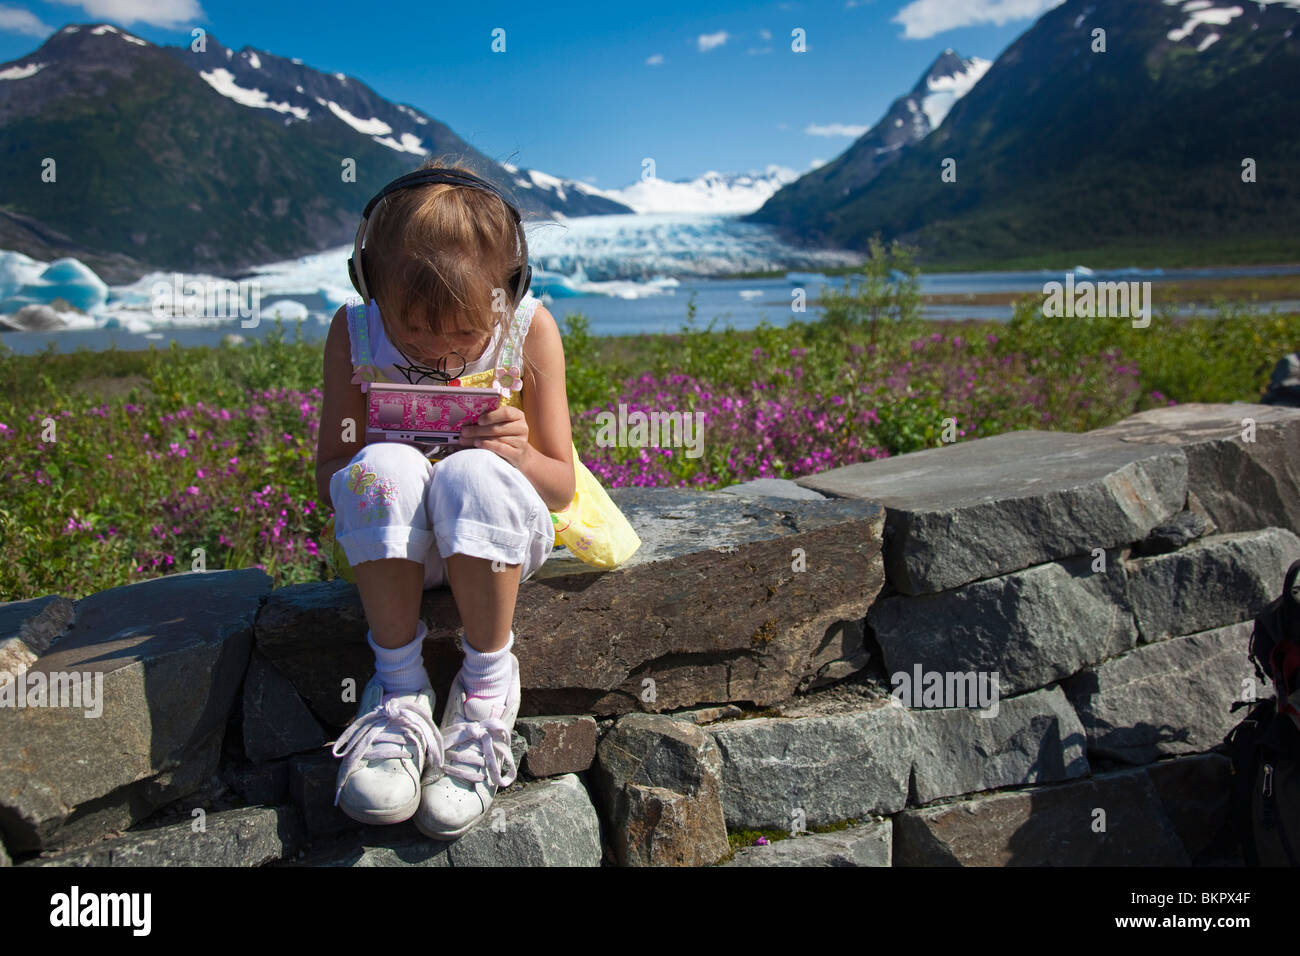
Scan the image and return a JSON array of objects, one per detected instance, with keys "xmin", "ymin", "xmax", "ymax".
[
  {"xmin": 314, "ymin": 304, "xmax": 368, "ymax": 508},
  {"xmin": 514, "ymin": 304, "xmax": 576, "ymax": 511}
]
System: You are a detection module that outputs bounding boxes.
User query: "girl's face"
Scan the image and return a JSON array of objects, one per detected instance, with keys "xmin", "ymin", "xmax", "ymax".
[{"xmin": 391, "ymin": 321, "xmax": 491, "ymax": 371}]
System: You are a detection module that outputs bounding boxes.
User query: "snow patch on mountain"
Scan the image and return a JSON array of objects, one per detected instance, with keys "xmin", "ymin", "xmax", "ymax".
[
  {"xmin": 320, "ymin": 99, "xmax": 390, "ymax": 135},
  {"xmin": 89, "ymin": 24, "xmax": 147, "ymax": 46},
  {"xmin": 200, "ymin": 68, "xmax": 309, "ymax": 119},
  {"xmin": 0, "ymin": 62, "xmax": 43, "ymax": 80},
  {"xmin": 920, "ymin": 56, "xmax": 991, "ymax": 130},
  {"xmin": 1164, "ymin": 0, "xmax": 1300, "ymax": 46}
]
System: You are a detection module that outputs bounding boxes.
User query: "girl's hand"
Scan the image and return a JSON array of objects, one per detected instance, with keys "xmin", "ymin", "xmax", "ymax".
[{"xmin": 460, "ymin": 405, "xmax": 531, "ymax": 469}]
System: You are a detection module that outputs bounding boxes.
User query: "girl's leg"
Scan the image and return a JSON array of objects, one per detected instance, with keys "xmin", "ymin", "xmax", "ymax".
[
  {"xmin": 444, "ymin": 554, "xmax": 521, "ymax": 655},
  {"xmin": 414, "ymin": 446, "xmax": 555, "ymax": 839},
  {"xmin": 329, "ymin": 441, "xmax": 437, "ymax": 687},
  {"xmin": 426, "ymin": 446, "xmax": 555, "ymax": 661},
  {"xmin": 327, "ymin": 442, "xmax": 443, "ymax": 825}
]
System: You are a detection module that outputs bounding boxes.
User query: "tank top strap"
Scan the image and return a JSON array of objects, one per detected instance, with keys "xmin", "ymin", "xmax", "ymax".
[
  {"xmin": 345, "ymin": 298, "xmax": 385, "ymax": 391},
  {"xmin": 487, "ymin": 293, "xmax": 540, "ymax": 395}
]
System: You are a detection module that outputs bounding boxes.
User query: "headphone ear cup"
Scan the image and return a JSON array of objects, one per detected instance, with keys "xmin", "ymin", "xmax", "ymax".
[
  {"xmin": 347, "ymin": 257, "xmax": 360, "ymax": 295},
  {"xmin": 505, "ymin": 266, "xmax": 530, "ymax": 307}
]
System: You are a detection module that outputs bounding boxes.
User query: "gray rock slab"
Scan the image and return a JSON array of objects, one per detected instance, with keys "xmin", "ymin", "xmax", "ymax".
[
  {"xmin": 592, "ymin": 714, "xmax": 730, "ymax": 866},
  {"xmin": 447, "ymin": 774, "xmax": 603, "ymax": 867},
  {"xmin": 20, "ymin": 806, "xmax": 303, "ymax": 867},
  {"xmin": 707, "ymin": 703, "xmax": 915, "ymax": 830},
  {"xmin": 243, "ymin": 649, "xmax": 327, "ymax": 762},
  {"xmin": 892, "ymin": 766, "xmax": 1189, "ymax": 866},
  {"xmin": 669, "ymin": 704, "xmax": 744, "ymax": 725},
  {"xmin": 257, "ymin": 487, "xmax": 885, "ymax": 723},
  {"xmin": 1092, "ymin": 402, "xmax": 1300, "ymax": 537},
  {"xmin": 717, "ymin": 478, "xmax": 828, "ymax": 501},
  {"xmin": 289, "ymin": 749, "xmax": 358, "ymax": 838},
  {"xmin": 721, "ymin": 819, "xmax": 892, "ymax": 867},
  {"xmin": 799, "ymin": 618, "xmax": 872, "ymax": 692},
  {"xmin": 291, "ymin": 775, "xmax": 600, "ymax": 867},
  {"xmin": 222, "ymin": 760, "xmax": 289, "ymax": 807},
  {"xmin": 0, "ymin": 594, "xmax": 74, "ymax": 674},
  {"xmin": 794, "ymin": 429, "xmax": 1187, "ymax": 595},
  {"xmin": 1124, "ymin": 528, "xmax": 1300, "ymax": 642},
  {"xmin": 1131, "ymin": 510, "xmax": 1212, "ymax": 557},
  {"xmin": 908, "ymin": 685, "xmax": 1090, "ymax": 804},
  {"xmin": 297, "ymin": 827, "xmax": 451, "ymax": 867},
  {"xmin": 0, "ymin": 569, "xmax": 270, "ymax": 852},
  {"xmin": 515, "ymin": 715, "xmax": 597, "ymax": 777},
  {"xmin": 1065, "ymin": 622, "xmax": 1257, "ymax": 764},
  {"xmin": 869, "ymin": 549, "xmax": 1138, "ymax": 697}
]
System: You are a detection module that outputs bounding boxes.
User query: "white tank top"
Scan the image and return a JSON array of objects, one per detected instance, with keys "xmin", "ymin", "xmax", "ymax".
[{"xmin": 346, "ymin": 290, "xmax": 540, "ymax": 386}]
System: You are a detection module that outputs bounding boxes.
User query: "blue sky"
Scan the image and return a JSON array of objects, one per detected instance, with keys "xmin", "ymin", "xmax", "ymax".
[{"xmin": 2, "ymin": 0, "xmax": 1063, "ymax": 187}]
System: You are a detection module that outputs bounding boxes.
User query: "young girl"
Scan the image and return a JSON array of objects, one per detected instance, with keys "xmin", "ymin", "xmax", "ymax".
[{"xmin": 313, "ymin": 161, "xmax": 576, "ymax": 840}]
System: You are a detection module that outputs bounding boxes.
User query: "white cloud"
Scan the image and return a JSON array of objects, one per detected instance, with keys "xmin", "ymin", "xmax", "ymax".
[
  {"xmin": 47, "ymin": 0, "xmax": 205, "ymax": 29},
  {"xmin": 806, "ymin": 121, "xmax": 871, "ymax": 137},
  {"xmin": 759, "ymin": 28, "xmax": 772, "ymax": 40},
  {"xmin": 893, "ymin": 0, "xmax": 1064, "ymax": 39},
  {"xmin": 0, "ymin": 5, "xmax": 53, "ymax": 36},
  {"xmin": 646, "ymin": 53, "xmax": 664, "ymax": 65},
  {"xmin": 697, "ymin": 30, "xmax": 729, "ymax": 52}
]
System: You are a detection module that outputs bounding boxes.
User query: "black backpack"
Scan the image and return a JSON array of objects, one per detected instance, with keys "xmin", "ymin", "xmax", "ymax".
[{"xmin": 1224, "ymin": 558, "xmax": 1300, "ymax": 866}]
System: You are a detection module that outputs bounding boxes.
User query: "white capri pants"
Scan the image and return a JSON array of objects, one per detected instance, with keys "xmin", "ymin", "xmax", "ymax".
[{"xmin": 329, "ymin": 442, "xmax": 555, "ymax": 588}]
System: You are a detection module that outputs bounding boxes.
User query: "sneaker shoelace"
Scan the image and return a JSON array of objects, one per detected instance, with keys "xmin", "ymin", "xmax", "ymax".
[
  {"xmin": 441, "ymin": 705, "xmax": 517, "ymax": 789},
  {"xmin": 331, "ymin": 695, "xmax": 445, "ymax": 806}
]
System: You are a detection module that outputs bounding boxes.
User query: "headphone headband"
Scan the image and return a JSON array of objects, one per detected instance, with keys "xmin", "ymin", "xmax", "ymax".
[{"xmin": 348, "ymin": 167, "xmax": 531, "ymax": 310}]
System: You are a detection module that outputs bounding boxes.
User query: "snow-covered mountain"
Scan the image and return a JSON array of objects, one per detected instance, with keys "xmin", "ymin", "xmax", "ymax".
[
  {"xmin": 916, "ymin": 49, "xmax": 992, "ymax": 132},
  {"xmin": 597, "ymin": 166, "xmax": 805, "ymax": 215},
  {"xmin": 0, "ymin": 22, "xmax": 632, "ymax": 281},
  {"xmin": 745, "ymin": 50, "xmax": 991, "ymax": 237},
  {"xmin": 166, "ymin": 32, "xmax": 632, "ymax": 219},
  {"xmin": 750, "ymin": 0, "xmax": 1300, "ymax": 264}
]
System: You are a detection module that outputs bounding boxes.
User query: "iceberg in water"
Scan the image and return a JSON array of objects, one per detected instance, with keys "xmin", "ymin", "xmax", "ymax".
[{"xmin": 0, "ymin": 252, "xmax": 109, "ymax": 315}]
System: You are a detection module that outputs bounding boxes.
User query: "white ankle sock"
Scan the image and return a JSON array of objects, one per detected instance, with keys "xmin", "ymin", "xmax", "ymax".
[
  {"xmin": 368, "ymin": 620, "xmax": 431, "ymax": 695},
  {"xmin": 461, "ymin": 630, "xmax": 514, "ymax": 700}
]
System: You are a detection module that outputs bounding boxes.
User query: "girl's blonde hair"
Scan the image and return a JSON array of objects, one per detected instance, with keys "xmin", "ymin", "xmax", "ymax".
[{"xmin": 362, "ymin": 155, "xmax": 534, "ymax": 377}]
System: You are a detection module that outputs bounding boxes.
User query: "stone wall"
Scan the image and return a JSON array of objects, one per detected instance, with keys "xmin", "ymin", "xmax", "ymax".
[{"xmin": 1, "ymin": 402, "xmax": 1296, "ymax": 866}]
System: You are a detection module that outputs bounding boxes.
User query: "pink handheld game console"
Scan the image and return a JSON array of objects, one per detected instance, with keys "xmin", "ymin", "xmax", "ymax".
[{"xmin": 365, "ymin": 382, "xmax": 501, "ymax": 452}]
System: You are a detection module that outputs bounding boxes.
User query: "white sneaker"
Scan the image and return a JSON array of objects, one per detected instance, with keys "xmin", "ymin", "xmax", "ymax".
[
  {"xmin": 332, "ymin": 675, "xmax": 444, "ymax": 825},
  {"xmin": 414, "ymin": 653, "xmax": 520, "ymax": 839}
]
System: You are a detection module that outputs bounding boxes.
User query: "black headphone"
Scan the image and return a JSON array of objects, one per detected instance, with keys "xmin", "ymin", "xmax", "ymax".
[{"xmin": 347, "ymin": 167, "xmax": 532, "ymax": 313}]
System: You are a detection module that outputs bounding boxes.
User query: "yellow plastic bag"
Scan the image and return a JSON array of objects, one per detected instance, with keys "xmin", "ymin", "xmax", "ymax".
[
  {"xmin": 319, "ymin": 514, "xmax": 356, "ymax": 584},
  {"xmin": 549, "ymin": 440, "xmax": 641, "ymax": 569}
]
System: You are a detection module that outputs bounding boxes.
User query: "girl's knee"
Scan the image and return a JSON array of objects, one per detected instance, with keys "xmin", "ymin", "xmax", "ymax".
[
  {"xmin": 430, "ymin": 447, "xmax": 539, "ymax": 518},
  {"xmin": 432, "ymin": 447, "xmax": 511, "ymax": 486},
  {"xmin": 329, "ymin": 442, "xmax": 433, "ymax": 513}
]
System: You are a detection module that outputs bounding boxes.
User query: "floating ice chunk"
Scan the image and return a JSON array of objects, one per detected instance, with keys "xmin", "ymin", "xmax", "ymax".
[
  {"xmin": 0, "ymin": 256, "xmax": 109, "ymax": 314},
  {"xmin": 0, "ymin": 250, "xmax": 47, "ymax": 299},
  {"xmin": 261, "ymin": 299, "xmax": 309, "ymax": 321}
]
